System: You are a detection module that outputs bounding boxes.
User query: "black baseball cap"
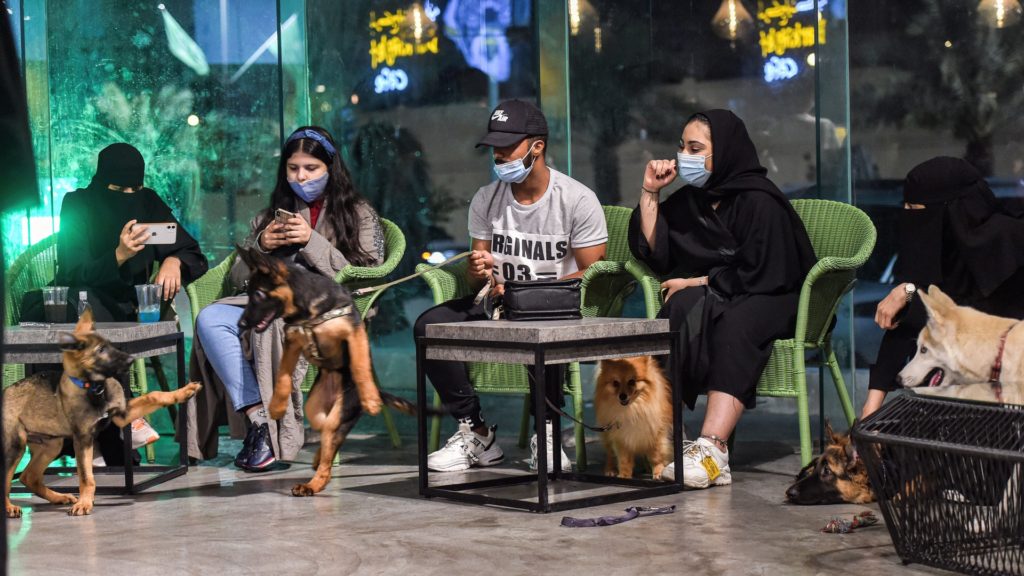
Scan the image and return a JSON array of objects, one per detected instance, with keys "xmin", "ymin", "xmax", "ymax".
[{"xmin": 475, "ymin": 99, "xmax": 549, "ymax": 148}]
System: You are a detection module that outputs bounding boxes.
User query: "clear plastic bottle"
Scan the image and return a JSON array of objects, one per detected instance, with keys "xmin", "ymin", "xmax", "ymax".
[{"xmin": 77, "ymin": 290, "xmax": 90, "ymax": 318}]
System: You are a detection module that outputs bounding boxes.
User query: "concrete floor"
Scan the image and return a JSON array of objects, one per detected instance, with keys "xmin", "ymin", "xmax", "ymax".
[{"xmin": 6, "ymin": 432, "xmax": 951, "ymax": 576}]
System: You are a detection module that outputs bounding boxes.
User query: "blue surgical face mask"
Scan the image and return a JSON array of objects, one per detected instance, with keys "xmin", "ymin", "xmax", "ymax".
[
  {"xmin": 288, "ymin": 172, "xmax": 328, "ymax": 203},
  {"xmin": 494, "ymin": 143, "xmax": 539, "ymax": 184},
  {"xmin": 676, "ymin": 152, "xmax": 713, "ymax": 188}
]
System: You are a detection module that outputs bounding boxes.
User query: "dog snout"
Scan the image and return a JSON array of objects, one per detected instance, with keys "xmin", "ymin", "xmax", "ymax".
[
  {"xmin": 237, "ymin": 316, "xmax": 250, "ymax": 329},
  {"xmin": 618, "ymin": 393, "xmax": 629, "ymax": 405},
  {"xmin": 785, "ymin": 485, "xmax": 799, "ymax": 502}
]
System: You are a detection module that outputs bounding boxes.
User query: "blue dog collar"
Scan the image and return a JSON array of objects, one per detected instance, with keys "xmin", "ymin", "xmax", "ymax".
[
  {"xmin": 286, "ymin": 129, "xmax": 337, "ymax": 158},
  {"xmin": 69, "ymin": 376, "xmax": 88, "ymax": 389}
]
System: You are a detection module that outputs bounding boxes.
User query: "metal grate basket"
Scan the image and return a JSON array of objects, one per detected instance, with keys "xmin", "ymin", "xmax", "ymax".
[{"xmin": 853, "ymin": 394, "xmax": 1024, "ymax": 575}]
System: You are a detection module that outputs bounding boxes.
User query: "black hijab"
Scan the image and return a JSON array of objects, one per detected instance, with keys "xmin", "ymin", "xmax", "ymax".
[
  {"xmin": 681, "ymin": 109, "xmax": 816, "ymax": 272},
  {"xmin": 88, "ymin": 143, "xmax": 146, "ymax": 190},
  {"xmin": 897, "ymin": 156, "xmax": 1024, "ymax": 297}
]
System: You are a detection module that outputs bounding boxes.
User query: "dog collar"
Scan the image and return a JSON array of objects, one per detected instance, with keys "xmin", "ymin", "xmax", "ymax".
[
  {"xmin": 70, "ymin": 375, "xmax": 106, "ymax": 397},
  {"xmin": 299, "ymin": 305, "xmax": 354, "ymax": 327},
  {"xmin": 988, "ymin": 322, "xmax": 1019, "ymax": 402},
  {"xmin": 286, "ymin": 305, "xmax": 355, "ymax": 362}
]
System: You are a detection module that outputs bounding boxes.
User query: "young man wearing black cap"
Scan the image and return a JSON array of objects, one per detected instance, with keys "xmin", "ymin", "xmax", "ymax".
[{"xmin": 415, "ymin": 99, "xmax": 607, "ymax": 473}]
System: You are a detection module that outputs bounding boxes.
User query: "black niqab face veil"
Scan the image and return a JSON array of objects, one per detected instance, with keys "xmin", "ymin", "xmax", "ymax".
[
  {"xmin": 89, "ymin": 143, "xmax": 145, "ymax": 190},
  {"xmin": 896, "ymin": 156, "xmax": 1024, "ymax": 296}
]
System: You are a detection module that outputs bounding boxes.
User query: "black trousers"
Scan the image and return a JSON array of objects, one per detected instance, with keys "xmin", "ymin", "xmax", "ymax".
[{"xmin": 413, "ymin": 295, "xmax": 565, "ymax": 429}]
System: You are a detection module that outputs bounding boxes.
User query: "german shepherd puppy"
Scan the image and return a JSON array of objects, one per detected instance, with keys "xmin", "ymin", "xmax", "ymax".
[
  {"xmin": 3, "ymin": 309, "xmax": 202, "ymax": 517},
  {"xmin": 235, "ymin": 247, "xmax": 432, "ymax": 497},
  {"xmin": 785, "ymin": 422, "xmax": 876, "ymax": 505},
  {"xmin": 594, "ymin": 357, "xmax": 673, "ymax": 479}
]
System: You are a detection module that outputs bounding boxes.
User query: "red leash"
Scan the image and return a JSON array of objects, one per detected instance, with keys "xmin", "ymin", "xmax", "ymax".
[{"xmin": 989, "ymin": 322, "xmax": 1020, "ymax": 403}]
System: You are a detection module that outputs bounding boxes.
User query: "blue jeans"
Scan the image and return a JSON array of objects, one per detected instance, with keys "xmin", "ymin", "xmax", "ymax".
[{"xmin": 196, "ymin": 304, "xmax": 261, "ymax": 412}]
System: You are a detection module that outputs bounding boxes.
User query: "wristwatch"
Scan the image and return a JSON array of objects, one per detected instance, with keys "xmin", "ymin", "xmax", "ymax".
[{"xmin": 903, "ymin": 283, "xmax": 916, "ymax": 303}]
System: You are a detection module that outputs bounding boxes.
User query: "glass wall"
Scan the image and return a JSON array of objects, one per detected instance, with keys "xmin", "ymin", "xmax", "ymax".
[{"xmin": 6, "ymin": 0, "xmax": 901, "ymax": 446}]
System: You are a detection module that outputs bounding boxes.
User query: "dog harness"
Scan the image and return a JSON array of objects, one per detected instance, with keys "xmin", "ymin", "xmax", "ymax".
[
  {"xmin": 988, "ymin": 322, "xmax": 1019, "ymax": 403},
  {"xmin": 286, "ymin": 305, "xmax": 355, "ymax": 362}
]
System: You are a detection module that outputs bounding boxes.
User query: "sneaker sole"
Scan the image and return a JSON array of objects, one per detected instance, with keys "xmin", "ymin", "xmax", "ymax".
[
  {"xmin": 682, "ymin": 469, "xmax": 732, "ymax": 489},
  {"xmin": 242, "ymin": 456, "xmax": 278, "ymax": 472},
  {"xmin": 428, "ymin": 449, "xmax": 504, "ymax": 473}
]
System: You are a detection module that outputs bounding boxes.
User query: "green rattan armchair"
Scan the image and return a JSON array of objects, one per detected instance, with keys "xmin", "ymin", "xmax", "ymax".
[
  {"xmin": 185, "ymin": 218, "xmax": 407, "ymax": 448},
  {"xmin": 416, "ymin": 205, "xmax": 638, "ymax": 471},
  {"xmin": 627, "ymin": 199, "xmax": 876, "ymax": 466}
]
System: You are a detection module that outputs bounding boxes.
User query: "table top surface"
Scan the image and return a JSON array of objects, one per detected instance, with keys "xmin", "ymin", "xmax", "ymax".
[
  {"xmin": 5, "ymin": 321, "xmax": 180, "ymax": 345},
  {"xmin": 424, "ymin": 317, "xmax": 670, "ymax": 345}
]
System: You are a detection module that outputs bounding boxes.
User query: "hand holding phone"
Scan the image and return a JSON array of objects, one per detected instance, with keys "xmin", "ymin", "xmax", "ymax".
[
  {"xmin": 275, "ymin": 208, "xmax": 298, "ymax": 225},
  {"xmin": 134, "ymin": 222, "xmax": 178, "ymax": 245}
]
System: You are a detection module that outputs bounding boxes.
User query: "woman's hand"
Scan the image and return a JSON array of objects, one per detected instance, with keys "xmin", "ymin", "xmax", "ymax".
[
  {"xmin": 115, "ymin": 220, "xmax": 149, "ymax": 266},
  {"xmin": 468, "ymin": 250, "xmax": 494, "ymax": 281},
  {"xmin": 259, "ymin": 221, "xmax": 289, "ymax": 251},
  {"xmin": 282, "ymin": 215, "xmax": 313, "ymax": 245},
  {"xmin": 155, "ymin": 256, "xmax": 182, "ymax": 301},
  {"xmin": 660, "ymin": 276, "xmax": 707, "ymax": 301},
  {"xmin": 875, "ymin": 284, "xmax": 909, "ymax": 330},
  {"xmin": 642, "ymin": 159, "xmax": 677, "ymax": 195}
]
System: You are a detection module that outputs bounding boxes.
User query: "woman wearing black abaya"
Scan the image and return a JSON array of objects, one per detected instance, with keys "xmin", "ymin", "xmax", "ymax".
[
  {"xmin": 56, "ymin": 143, "xmax": 208, "ymax": 321},
  {"xmin": 54, "ymin": 143, "xmax": 208, "ymax": 465},
  {"xmin": 863, "ymin": 156, "xmax": 1024, "ymax": 417},
  {"xmin": 628, "ymin": 110, "xmax": 816, "ymax": 489}
]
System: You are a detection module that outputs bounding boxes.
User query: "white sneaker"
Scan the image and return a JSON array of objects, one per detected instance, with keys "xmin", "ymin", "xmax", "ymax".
[
  {"xmin": 662, "ymin": 437, "xmax": 731, "ymax": 488},
  {"xmin": 131, "ymin": 418, "xmax": 160, "ymax": 450},
  {"xmin": 92, "ymin": 441, "xmax": 106, "ymax": 467},
  {"xmin": 529, "ymin": 421, "xmax": 573, "ymax": 472},
  {"xmin": 427, "ymin": 423, "xmax": 504, "ymax": 472}
]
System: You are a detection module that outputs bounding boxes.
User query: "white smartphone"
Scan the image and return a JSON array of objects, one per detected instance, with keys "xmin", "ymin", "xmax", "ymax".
[{"xmin": 136, "ymin": 222, "xmax": 178, "ymax": 245}]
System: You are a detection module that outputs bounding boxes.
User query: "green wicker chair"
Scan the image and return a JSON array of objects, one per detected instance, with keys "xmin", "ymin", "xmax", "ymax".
[
  {"xmin": 416, "ymin": 205, "xmax": 638, "ymax": 471},
  {"xmin": 3, "ymin": 234, "xmax": 161, "ymax": 462},
  {"xmin": 627, "ymin": 199, "xmax": 876, "ymax": 466},
  {"xmin": 185, "ymin": 218, "xmax": 407, "ymax": 448}
]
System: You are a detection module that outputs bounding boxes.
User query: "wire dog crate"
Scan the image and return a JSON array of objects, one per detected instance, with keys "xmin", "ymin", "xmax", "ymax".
[{"xmin": 852, "ymin": 394, "xmax": 1024, "ymax": 576}]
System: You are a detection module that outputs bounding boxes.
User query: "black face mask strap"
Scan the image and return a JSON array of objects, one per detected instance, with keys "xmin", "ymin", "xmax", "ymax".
[{"xmin": 560, "ymin": 505, "xmax": 676, "ymax": 528}]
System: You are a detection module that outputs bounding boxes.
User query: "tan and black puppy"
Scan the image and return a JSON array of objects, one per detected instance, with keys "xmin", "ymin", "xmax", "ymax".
[
  {"xmin": 3, "ymin": 309, "xmax": 201, "ymax": 517},
  {"xmin": 236, "ymin": 246, "xmax": 438, "ymax": 497},
  {"xmin": 785, "ymin": 422, "xmax": 875, "ymax": 505}
]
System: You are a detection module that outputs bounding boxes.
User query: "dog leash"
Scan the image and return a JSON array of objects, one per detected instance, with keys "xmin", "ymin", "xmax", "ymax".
[
  {"xmin": 988, "ymin": 321, "xmax": 1020, "ymax": 403},
  {"xmin": 561, "ymin": 505, "xmax": 676, "ymax": 528},
  {"xmin": 545, "ymin": 396, "xmax": 615, "ymax": 433},
  {"xmin": 351, "ymin": 251, "xmax": 472, "ymax": 297}
]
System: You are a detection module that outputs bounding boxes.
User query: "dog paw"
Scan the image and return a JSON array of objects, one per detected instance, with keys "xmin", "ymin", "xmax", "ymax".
[
  {"xmin": 291, "ymin": 483, "xmax": 317, "ymax": 497},
  {"xmin": 68, "ymin": 500, "xmax": 93, "ymax": 516},
  {"xmin": 6, "ymin": 503, "xmax": 22, "ymax": 518},
  {"xmin": 50, "ymin": 493, "xmax": 78, "ymax": 506},
  {"xmin": 268, "ymin": 398, "xmax": 288, "ymax": 420},
  {"xmin": 179, "ymin": 382, "xmax": 202, "ymax": 399},
  {"xmin": 361, "ymin": 398, "xmax": 383, "ymax": 416}
]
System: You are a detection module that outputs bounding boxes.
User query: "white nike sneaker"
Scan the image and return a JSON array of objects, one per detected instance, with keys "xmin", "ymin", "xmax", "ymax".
[
  {"xmin": 529, "ymin": 421, "xmax": 572, "ymax": 472},
  {"xmin": 427, "ymin": 423, "xmax": 504, "ymax": 472},
  {"xmin": 662, "ymin": 437, "xmax": 732, "ymax": 488}
]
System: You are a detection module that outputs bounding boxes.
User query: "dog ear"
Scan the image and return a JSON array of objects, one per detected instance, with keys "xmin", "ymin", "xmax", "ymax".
[
  {"xmin": 825, "ymin": 420, "xmax": 840, "ymax": 444},
  {"xmin": 920, "ymin": 285, "xmax": 955, "ymax": 335},
  {"xmin": 73, "ymin": 308, "xmax": 94, "ymax": 335},
  {"xmin": 58, "ymin": 332, "xmax": 86, "ymax": 351}
]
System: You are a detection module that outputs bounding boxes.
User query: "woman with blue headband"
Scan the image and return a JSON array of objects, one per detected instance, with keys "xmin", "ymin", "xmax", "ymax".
[{"xmin": 188, "ymin": 126, "xmax": 384, "ymax": 471}]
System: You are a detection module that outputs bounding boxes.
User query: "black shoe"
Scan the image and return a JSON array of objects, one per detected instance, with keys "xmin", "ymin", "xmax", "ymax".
[
  {"xmin": 241, "ymin": 423, "xmax": 277, "ymax": 472},
  {"xmin": 234, "ymin": 423, "xmax": 260, "ymax": 469}
]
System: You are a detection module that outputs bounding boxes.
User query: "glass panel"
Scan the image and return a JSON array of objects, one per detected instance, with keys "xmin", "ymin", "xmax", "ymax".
[{"xmin": 849, "ymin": 0, "xmax": 1024, "ymax": 395}]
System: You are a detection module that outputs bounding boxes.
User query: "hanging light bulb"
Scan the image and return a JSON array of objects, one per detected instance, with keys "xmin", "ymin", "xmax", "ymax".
[
  {"xmin": 711, "ymin": 0, "xmax": 755, "ymax": 45},
  {"xmin": 569, "ymin": 0, "xmax": 582, "ymax": 36},
  {"xmin": 978, "ymin": 0, "xmax": 1022, "ymax": 28}
]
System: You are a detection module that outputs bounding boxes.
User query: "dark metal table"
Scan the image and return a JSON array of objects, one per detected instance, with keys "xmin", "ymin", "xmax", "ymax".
[
  {"xmin": 417, "ymin": 317, "xmax": 681, "ymax": 512},
  {"xmin": 4, "ymin": 321, "xmax": 188, "ymax": 494}
]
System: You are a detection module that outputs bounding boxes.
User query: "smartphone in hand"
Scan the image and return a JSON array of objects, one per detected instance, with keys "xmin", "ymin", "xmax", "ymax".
[
  {"xmin": 134, "ymin": 222, "xmax": 177, "ymax": 245},
  {"xmin": 275, "ymin": 208, "xmax": 298, "ymax": 225}
]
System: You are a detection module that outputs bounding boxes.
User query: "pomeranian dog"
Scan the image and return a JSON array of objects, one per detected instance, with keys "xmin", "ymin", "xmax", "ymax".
[{"xmin": 594, "ymin": 356, "xmax": 672, "ymax": 479}]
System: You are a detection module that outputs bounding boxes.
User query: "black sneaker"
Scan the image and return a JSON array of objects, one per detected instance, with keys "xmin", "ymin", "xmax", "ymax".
[
  {"xmin": 234, "ymin": 423, "xmax": 259, "ymax": 469},
  {"xmin": 241, "ymin": 423, "xmax": 277, "ymax": 472}
]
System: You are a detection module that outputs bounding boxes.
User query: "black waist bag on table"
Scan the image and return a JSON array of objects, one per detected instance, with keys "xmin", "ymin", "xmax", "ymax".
[{"xmin": 502, "ymin": 278, "xmax": 582, "ymax": 321}]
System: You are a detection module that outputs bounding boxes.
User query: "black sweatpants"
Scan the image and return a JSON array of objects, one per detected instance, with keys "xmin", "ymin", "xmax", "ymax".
[{"xmin": 413, "ymin": 295, "xmax": 565, "ymax": 429}]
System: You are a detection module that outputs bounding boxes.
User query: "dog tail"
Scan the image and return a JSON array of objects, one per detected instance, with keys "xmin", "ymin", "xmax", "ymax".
[{"xmin": 380, "ymin": 391, "xmax": 447, "ymax": 417}]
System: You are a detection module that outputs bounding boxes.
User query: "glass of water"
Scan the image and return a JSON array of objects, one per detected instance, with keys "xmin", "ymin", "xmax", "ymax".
[{"xmin": 134, "ymin": 284, "xmax": 163, "ymax": 323}]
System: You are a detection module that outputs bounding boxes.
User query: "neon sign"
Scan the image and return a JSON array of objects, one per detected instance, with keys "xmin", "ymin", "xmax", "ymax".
[
  {"xmin": 368, "ymin": 8, "xmax": 439, "ymax": 70},
  {"xmin": 443, "ymin": 0, "xmax": 513, "ymax": 82},
  {"xmin": 763, "ymin": 56, "xmax": 799, "ymax": 82},
  {"xmin": 374, "ymin": 67, "xmax": 410, "ymax": 93}
]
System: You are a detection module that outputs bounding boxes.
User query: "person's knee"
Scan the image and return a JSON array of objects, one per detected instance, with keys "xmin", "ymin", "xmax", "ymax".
[
  {"xmin": 413, "ymin": 306, "xmax": 446, "ymax": 338},
  {"xmin": 196, "ymin": 305, "xmax": 240, "ymax": 340}
]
